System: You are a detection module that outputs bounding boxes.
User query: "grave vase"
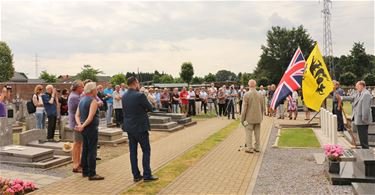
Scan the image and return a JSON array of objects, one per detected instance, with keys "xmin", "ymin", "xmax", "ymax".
[{"xmin": 328, "ymin": 160, "xmax": 340, "ymax": 174}]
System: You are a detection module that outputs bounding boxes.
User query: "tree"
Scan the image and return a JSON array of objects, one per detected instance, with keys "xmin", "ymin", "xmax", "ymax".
[
  {"xmin": 363, "ymin": 73, "xmax": 375, "ymax": 86},
  {"xmin": 180, "ymin": 62, "xmax": 194, "ymax": 84},
  {"xmin": 240, "ymin": 73, "xmax": 254, "ymax": 86},
  {"xmin": 258, "ymin": 77, "xmax": 270, "ymax": 86},
  {"xmin": 339, "ymin": 72, "xmax": 356, "ymax": 86},
  {"xmin": 191, "ymin": 76, "xmax": 204, "ymax": 84},
  {"xmin": 349, "ymin": 42, "xmax": 371, "ymax": 79},
  {"xmin": 253, "ymin": 25, "xmax": 315, "ymax": 84},
  {"xmin": 159, "ymin": 74, "xmax": 174, "ymax": 83},
  {"xmin": 152, "ymin": 74, "xmax": 161, "ymax": 83},
  {"xmin": 77, "ymin": 64, "xmax": 103, "ymax": 82},
  {"xmin": 204, "ymin": 73, "xmax": 216, "ymax": 83},
  {"xmin": 39, "ymin": 71, "xmax": 57, "ymax": 83},
  {"xmin": 174, "ymin": 77, "xmax": 184, "ymax": 83},
  {"xmin": 0, "ymin": 42, "xmax": 15, "ymax": 82},
  {"xmin": 215, "ymin": 70, "xmax": 237, "ymax": 82},
  {"xmin": 110, "ymin": 73, "xmax": 127, "ymax": 86}
]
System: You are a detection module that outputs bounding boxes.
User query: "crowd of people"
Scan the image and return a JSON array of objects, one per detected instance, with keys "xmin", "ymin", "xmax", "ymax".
[{"xmin": 1, "ymin": 77, "xmax": 374, "ymax": 182}]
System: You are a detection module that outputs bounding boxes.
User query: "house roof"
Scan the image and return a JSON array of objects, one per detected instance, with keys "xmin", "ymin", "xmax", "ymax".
[{"xmin": 10, "ymin": 72, "xmax": 28, "ymax": 82}]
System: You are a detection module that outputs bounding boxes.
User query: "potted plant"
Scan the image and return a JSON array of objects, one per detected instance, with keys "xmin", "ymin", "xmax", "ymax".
[{"xmin": 324, "ymin": 144, "xmax": 344, "ymax": 174}]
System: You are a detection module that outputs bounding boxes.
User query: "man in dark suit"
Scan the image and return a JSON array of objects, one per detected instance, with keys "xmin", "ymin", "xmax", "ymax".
[{"xmin": 122, "ymin": 77, "xmax": 159, "ymax": 182}]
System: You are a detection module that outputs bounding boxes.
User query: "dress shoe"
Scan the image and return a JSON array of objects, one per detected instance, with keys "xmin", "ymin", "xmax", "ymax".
[
  {"xmin": 88, "ymin": 174, "xmax": 105, "ymax": 181},
  {"xmin": 143, "ymin": 175, "xmax": 159, "ymax": 182},
  {"xmin": 254, "ymin": 149, "xmax": 260, "ymax": 153},
  {"xmin": 96, "ymin": 157, "xmax": 102, "ymax": 160},
  {"xmin": 245, "ymin": 149, "xmax": 254, "ymax": 153},
  {"xmin": 133, "ymin": 175, "xmax": 143, "ymax": 182}
]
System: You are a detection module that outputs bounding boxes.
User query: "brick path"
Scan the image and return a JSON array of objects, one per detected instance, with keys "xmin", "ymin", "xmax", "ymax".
[
  {"xmin": 32, "ymin": 118, "xmax": 232, "ymax": 195},
  {"xmin": 160, "ymin": 117, "xmax": 274, "ymax": 194}
]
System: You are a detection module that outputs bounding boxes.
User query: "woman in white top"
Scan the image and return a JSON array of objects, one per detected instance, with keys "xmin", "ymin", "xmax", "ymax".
[{"xmin": 33, "ymin": 85, "xmax": 45, "ymax": 129}]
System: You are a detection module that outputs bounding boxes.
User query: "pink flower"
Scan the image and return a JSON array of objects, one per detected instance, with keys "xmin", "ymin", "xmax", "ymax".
[
  {"xmin": 5, "ymin": 187, "xmax": 15, "ymax": 195},
  {"xmin": 12, "ymin": 183, "xmax": 23, "ymax": 192}
]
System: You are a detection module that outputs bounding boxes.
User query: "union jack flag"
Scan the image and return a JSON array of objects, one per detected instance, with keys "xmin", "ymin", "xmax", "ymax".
[{"xmin": 270, "ymin": 47, "xmax": 305, "ymax": 110}]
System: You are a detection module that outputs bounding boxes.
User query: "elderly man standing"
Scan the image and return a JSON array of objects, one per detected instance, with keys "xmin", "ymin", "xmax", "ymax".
[
  {"xmin": 241, "ymin": 80, "xmax": 265, "ymax": 153},
  {"xmin": 68, "ymin": 80, "xmax": 84, "ymax": 173},
  {"xmin": 341, "ymin": 81, "xmax": 372, "ymax": 149},
  {"xmin": 42, "ymin": 85, "xmax": 59, "ymax": 142}
]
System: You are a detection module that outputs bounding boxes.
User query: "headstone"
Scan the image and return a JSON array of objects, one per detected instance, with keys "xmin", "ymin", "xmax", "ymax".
[
  {"xmin": 353, "ymin": 149, "xmax": 375, "ymax": 177},
  {"xmin": 0, "ymin": 117, "xmax": 13, "ymax": 146},
  {"xmin": 19, "ymin": 129, "xmax": 47, "ymax": 146},
  {"xmin": 25, "ymin": 114, "xmax": 36, "ymax": 130},
  {"xmin": 0, "ymin": 118, "xmax": 71, "ymax": 168}
]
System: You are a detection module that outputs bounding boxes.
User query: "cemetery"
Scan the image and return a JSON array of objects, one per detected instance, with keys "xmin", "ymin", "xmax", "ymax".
[{"xmin": 0, "ymin": 0, "xmax": 374, "ymax": 194}]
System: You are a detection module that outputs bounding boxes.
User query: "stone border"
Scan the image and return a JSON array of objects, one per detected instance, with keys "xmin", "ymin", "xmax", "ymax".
[{"xmin": 247, "ymin": 120, "xmax": 275, "ymax": 194}]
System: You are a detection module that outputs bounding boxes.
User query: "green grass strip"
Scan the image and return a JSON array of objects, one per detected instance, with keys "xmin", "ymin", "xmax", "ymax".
[
  {"xmin": 278, "ymin": 128, "xmax": 321, "ymax": 148},
  {"xmin": 122, "ymin": 120, "xmax": 240, "ymax": 195}
]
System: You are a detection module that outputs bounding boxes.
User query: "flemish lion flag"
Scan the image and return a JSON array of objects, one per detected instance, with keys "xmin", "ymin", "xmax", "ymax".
[{"xmin": 302, "ymin": 43, "xmax": 333, "ymax": 111}]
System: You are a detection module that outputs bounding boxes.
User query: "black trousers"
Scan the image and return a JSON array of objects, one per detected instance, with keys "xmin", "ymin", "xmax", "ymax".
[
  {"xmin": 357, "ymin": 125, "xmax": 369, "ymax": 149},
  {"xmin": 218, "ymin": 104, "xmax": 225, "ymax": 116},
  {"xmin": 332, "ymin": 103, "xmax": 345, "ymax": 131},
  {"xmin": 224, "ymin": 99, "xmax": 229, "ymax": 116},
  {"xmin": 81, "ymin": 126, "xmax": 98, "ymax": 177},
  {"xmin": 188, "ymin": 100, "xmax": 196, "ymax": 116},
  {"xmin": 114, "ymin": 108, "xmax": 123, "ymax": 127},
  {"xmin": 47, "ymin": 115, "xmax": 57, "ymax": 139},
  {"xmin": 201, "ymin": 102, "xmax": 207, "ymax": 114},
  {"xmin": 227, "ymin": 100, "xmax": 235, "ymax": 119},
  {"xmin": 239, "ymin": 100, "xmax": 243, "ymax": 114},
  {"xmin": 128, "ymin": 131, "xmax": 152, "ymax": 179}
]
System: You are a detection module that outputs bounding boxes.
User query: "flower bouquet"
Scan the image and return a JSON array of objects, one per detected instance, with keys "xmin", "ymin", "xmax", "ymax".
[
  {"xmin": 0, "ymin": 177, "xmax": 38, "ymax": 195},
  {"xmin": 324, "ymin": 144, "xmax": 344, "ymax": 174}
]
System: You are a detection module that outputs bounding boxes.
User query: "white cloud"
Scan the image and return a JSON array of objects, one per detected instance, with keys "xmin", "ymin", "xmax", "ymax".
[{"xmin": 2, "ymin": 1, "xmax": 374, "ymax": 78}]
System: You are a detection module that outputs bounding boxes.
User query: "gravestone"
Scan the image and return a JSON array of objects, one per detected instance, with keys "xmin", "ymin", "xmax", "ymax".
[
  {"xmin": 25, "ymin": 114, "xmax": 37, "ymax": 130},
  {"xmin": 0, "ymin": 118, "xmax": 71, "ymax": 168},
  {"xmin": 149, "ymin": 112, "xmax": 197, "ymax": 127},
  {"xmin": 19, "ymin": 129, "xmax": 71, "ymax": 156},
  {"xmin": 149, "ymin": 116, "xmax": 184, "ymax": 132},
  {"xmin": 0, "ymin": 117, "xmax": 13, "ymax": 146},
  {"xmin": 325, "ymin": 149, "xmax": 375, "ymax": 185}
]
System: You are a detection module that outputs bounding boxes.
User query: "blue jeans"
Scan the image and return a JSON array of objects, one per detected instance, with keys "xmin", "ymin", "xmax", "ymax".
[
  {"xmin": 128, "ymin": 131, "xmax": 152, "ymax": 179},
  {"xmin": 172, "ymin": 104, "xmax": 179, "ymax": 113},
  {"xmin": 35, "ymin": 112, "xmax": 45, "ymax": 129},
  {"xmin": 106, "ymin": 103, "xmax": 113, "ymax": 124},
  {"xmin": 81, "ymin": 126, "xmax": 98, "ymax": 177}
]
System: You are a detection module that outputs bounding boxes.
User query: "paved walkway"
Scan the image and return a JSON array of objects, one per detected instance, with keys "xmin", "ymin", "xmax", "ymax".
[
  {"xmin": 33, "ymin": 118, "xmax": 232, "ymax": 195},
  {"xmin": 0, "ymin": 169, "xmax": 61, "ymax": 188},
  {"xmin": 160, "ymin": 117, "xmax": 274, "ymax": 194}
]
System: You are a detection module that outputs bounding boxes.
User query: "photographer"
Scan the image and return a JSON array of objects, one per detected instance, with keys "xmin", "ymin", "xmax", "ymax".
[
  {"xmin": 226, "ymin": 85, "xmax": 237, "ymax": 120},
  {"xmin": 42, "ymin": 85, "xmax": 58, "ymax": 142}
]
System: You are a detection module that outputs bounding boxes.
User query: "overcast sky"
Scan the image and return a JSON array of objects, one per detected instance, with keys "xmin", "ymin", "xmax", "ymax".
[{"xmin": 1, "ymin": 0, "xmax": 374, "ymax": 78}]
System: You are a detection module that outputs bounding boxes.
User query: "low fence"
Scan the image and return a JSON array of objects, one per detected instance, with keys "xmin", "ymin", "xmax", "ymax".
[{"xmin": 320, "ymin": 108, "xmax": 338, "ymax": 144}]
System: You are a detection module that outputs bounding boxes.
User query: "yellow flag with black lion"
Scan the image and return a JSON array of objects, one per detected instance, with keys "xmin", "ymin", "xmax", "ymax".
[{"xmin": 302, "ymin": 43, "xmax": 334, "ymax": 111}]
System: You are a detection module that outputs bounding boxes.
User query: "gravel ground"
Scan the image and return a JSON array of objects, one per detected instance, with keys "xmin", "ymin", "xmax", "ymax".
[
  {"xmin": 253, "ymin": 126, "xmax": 353, "ymax": 195},
  {"xmin": 0, "ymin": 131, "xmax": 170, "ymax": 178}
]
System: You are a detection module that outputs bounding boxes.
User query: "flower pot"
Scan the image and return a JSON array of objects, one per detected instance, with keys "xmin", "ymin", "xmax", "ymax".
[{"xmin": 328, "ymin": 160, "xmax": 340, "ymax": 174}]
